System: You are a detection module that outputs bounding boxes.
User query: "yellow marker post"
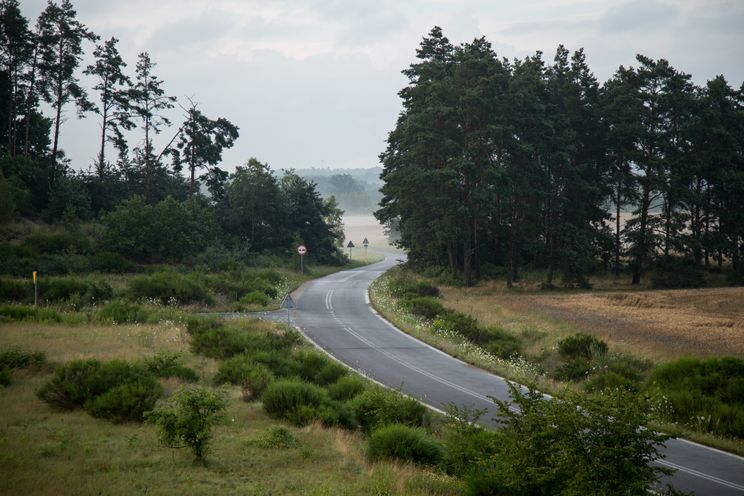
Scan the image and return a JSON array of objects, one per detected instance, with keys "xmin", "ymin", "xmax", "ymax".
[{"xmin": 33, "ymin": 271, "xmax": 38, "ymax": 306}]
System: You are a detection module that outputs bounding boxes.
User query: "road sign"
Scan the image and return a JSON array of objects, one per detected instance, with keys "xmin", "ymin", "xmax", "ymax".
[
  {"xmin": 362, "ymin": 238, "xmax": 369, "ymax": 247},
  {"xmin": 347, "ymin": 241, "xmax": 355, "ymax": 248},
  {"xmin": 281, "ymin": 294, "xmax": 296, "ymax": 309},
  {"xmin": 297, "ymin": 245, "xmax": 307, "ymax": 256}
]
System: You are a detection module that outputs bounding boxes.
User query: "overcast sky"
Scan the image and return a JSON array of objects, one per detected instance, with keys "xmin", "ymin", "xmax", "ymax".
[{"xmin": 20, "ymin": 0, "xmax": 744, "ymax": 173}]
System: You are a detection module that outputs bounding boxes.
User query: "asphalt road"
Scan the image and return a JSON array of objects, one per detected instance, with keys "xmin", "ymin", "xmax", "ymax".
[{"xmin": 288, "ymin": 252, "xmax": 744, "ymax": 496}]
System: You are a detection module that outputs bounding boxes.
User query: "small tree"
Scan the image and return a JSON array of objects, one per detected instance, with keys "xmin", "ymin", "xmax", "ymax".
[{"xmin": 146, "ymin": 386, "xmax": 227, "ymax": 463}]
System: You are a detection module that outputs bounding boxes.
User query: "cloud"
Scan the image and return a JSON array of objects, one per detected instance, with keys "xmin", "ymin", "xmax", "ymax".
[{"xmin": 600, "ymin": 0, "xmax": 680, "ymax": 33}]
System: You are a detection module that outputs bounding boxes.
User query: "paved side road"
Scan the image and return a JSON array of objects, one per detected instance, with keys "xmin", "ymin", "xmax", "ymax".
[{"xmin": 282, "ymin": 253, "xmax": 744, "ymax": 495}]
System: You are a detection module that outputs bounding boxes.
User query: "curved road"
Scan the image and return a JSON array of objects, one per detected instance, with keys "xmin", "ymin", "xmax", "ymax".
[{"xmin": 288, "ymin": 252, "xmax": 744, "ymax": 495}]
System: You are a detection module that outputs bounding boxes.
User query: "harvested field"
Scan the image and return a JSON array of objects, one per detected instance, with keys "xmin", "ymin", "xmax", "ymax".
[{"xmin": 441, "ymin": 286, "xmax": 744, "ymax": 362}]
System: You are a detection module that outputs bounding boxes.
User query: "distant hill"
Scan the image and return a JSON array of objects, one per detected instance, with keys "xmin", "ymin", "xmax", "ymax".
[{"xmin": 290, "ymin": 167, "xmax": 383, "ymax": 215}]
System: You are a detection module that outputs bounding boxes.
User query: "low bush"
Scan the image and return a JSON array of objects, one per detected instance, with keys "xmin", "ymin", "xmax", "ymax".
[
  {"xmin": 39, "ymin": 276, "xmax": 113, "ymax": 306},
  {"xmin": 0, "ymin": 304, "xmax": 65, "ymax": 323},
  {"xmin": 433, "ymin": 311, "xmax": 482, "ymax": 343},
  {"xmin": 327, "ymin": 374, "xmax": 367, "ymax": 401},
  {"xmin": 0, "ymin": 349, "xmax": 46, "ymax": 370},
  {"xmin": 349, "ymin": 387, "xmax": 430, "ymax": 433},
  {"xmin": 96, "ymin": 300, "xmax": 156, "ymax": 324},
  {"xmin": 558, "ymin": 333, "xmax": 608, "ymax": 360},
  {"xmin": 37, "ymin": 359, "xmax": 162, "ymax": 422},
  {"xmin": 213, "ymin": 354, "xmax": 277, "ymax": 399},
  {"xmin": 0, "ymin": 278, "xmax": 32, "ymax": 302},
  {"xmin": 390, "ymin": 275, "xmax": 440, "ymax": 298},
  {"xmin": 144, "ymin": 351, "xmax": 198, "ymax": 382},
  {"xmin": 483, "ymin": 326, "xmax": 521, "ymax": 359},
  {"xmin": 128, "ymin": 272, "xmax": 212, "ymax": 305},
  {"xmin": 89, "ymin": 251, "xmax": 136, "ymax": 273},
  {"xmin": 285, "ymin": 400, "xmax": 357, "ymax": 429},
  {"xmin": 367, "ymin": 424, "xmax": 443, "ymax": 465},
  {"xmin": 189, "ymin": 320, "xmax": 291, "ymax": 359},
  {"xmin": 261, "ymin": 379, "xmax": 328, "ymax": 421},
  {"xmin": 240, "ymin": 290, "xmax": 270, "ymax": 307},
  {"xmin": 646, "ymin": 357, "xmax": 744, "ymax": 437},
  {"xmin": 403, "ymin": 296, "xmax": 445, "ymax": 320},
  {"xmin": 146, "ymin": 386, "xmax": 228, "ymax": 462},
  {"xmin": 22, "ymin": 231, "xmax": 91, "ymax": 255},
  {"xmin": 293, "ymin": 349, "xmax": 347, "ymax": 386},
  {"xmin": 651, "ymin": 256, "xmax": 706, "ymax": 289},
  {"xmin": 254, "ymin": 425, "xmax": 299, "ymax": 449},
  {"xmin": 0, "ymin": 367, "xmax": 10, "ymax": 386}
]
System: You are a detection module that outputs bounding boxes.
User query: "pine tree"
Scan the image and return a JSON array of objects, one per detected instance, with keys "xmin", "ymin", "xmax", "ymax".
[
  {"xmin": 36, "ymin": 0, "xmax": 97, "ymax": 188},
  {"xmin": 84, "ymin": 36, "xmax": 133, "ymax": 177},
  {"xmin": 129, "ymin": 51, "xmax": 175, "ymax": 202}
]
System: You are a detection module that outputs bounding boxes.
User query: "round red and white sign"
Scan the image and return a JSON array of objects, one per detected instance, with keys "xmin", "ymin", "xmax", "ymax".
[{"xmin": 297, "ymin": 245, "xmax": 307, "ymax": 255}]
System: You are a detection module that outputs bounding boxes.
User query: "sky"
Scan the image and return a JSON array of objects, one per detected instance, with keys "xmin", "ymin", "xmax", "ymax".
[{"xmin": 19, "ymin": 0, "xmax": 744, "ymax": 173}]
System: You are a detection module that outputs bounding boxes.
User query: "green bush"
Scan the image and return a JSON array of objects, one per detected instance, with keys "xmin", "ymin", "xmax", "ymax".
[
  {"xmin": 96, "ymin": 300, "xmax": 156, "ymax": 324},
  {"xmin": 87, "ymin": 380, "xmax": 163, "ymax": 422},
  {"xmin": 90, "ymin": 251, "xmax": 136, "ymax": 273},
  {"xmin": 22, "ymin": 231, "xmax": 92, "ymax": 255},
  {"xmin": 240, "ymin": 290, "xmax": 271, "ymax": 306},
  {"xmin": 39, "ymin": 276, "xmax": 113, "ymax": 306},
  {"xmin": 433, "ymin": 311, "xmax": 483, "ymax": 343},
  {"xmin": 349, "ymin": 387, "xmax": 430, "ymax": 433},
  {"xmin": 647, "ymin": 357, "xmax": 744, "ymax": 437},
  {"xmin": 144, "ymin": 351, "xmax": 198, "ymax": 382},
  {"xmin": 0, "ymin": 367, "xmax": 10, "ymax": 386},
  {"xmin": 146, "ymin": 386, "xmax": 228, "ymax": 462},
  {"xmin": 285, "ymin": 400, "xmax": 357, "ymax": 429},
  {"xmin": 651, "ymin": 256, "xmax": 706, "ymax": 289},
  {"xmin": 189, "ymin": 321, "xmax": 290, "ymax": 359},
  {"xmin": 0, "ymin": 349, "xmax": 46, "ymax": 370},
  {"xmin": 441, "ymin": 406, "xmax": 496, "ymax": 477},
  {"xmin": 483, "ymin": 326, "xmax": 521, "ymax": 359},
  {"xmin": 127, "ymin": 272, "xmax": 212, "ymax": 305},
  {"xmin": 0, "ymin": 304, "xmax": 63, "ymax": 323},
  {"xmin": 261, "ymin": 379, "xmax": 328, "ymax": 422},
  {"xmin": 0, "ymin": 278, "xmax": 33, "ymax": 303},
  {"xmin": 255, "ymin": 425, "xmax": 299, "ymax": 449},
  {"xmin": 213, "ymin": 354, "xmax": 277, "ymax": 399},
  {"xmin": 403, "ymin": 296, "xmax": 445, "ymax": 320},
  {"xmin": 555, "ymin": 358, "xmax": 593, "ymax": 381},
  {"xmin": 391, "ymin": 276, "xmax": 440, "ymax": 298},
  {"xmin": 37, "ymin": 359, "xmax": 163, "ymax": 421},
  {"xmin": 327, "ymin": 374, "xmax": 367, "ymax": 401},
  {"xmin": 558, "ymin": 333, "xmax": 608, "ymax": 360},
  {"xmin": 293, "ymin": 349, "xmax": 348, "ymax": 386},
  {"xmin": 367, "ymin": 424, "xmax": 443, "ymax": 465}
]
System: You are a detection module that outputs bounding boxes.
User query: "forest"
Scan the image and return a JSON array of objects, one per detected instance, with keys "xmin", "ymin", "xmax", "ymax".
[
  {"xmin": 0, "ymin": 0, "xmax": 346, "ymax": 265},
  {"xmin": 376, "ymin": 27, "xmax": 744, "ymax": 287}
]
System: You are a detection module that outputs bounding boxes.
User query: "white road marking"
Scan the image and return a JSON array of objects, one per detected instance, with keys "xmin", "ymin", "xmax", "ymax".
[{"xmin": 657, "ymin": 460, "xmax": 744, "ymax": 492}]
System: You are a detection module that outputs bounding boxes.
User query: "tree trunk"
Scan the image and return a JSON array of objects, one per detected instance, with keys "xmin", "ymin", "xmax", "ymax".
[
  {"xmin": 447, "ymin": 240, "xmax": 456, "ymax": 276},
  {"xmin": 189, "ymin": 141, "xmax": 196, "ymax": 196},
  {"xmin": 632, "ymin": 183, "xmax": 650, "ymax": 285},
  {"xmin": 614, "ymin": 179, "xmax": 622, "ymax": 276},
  {"xmin": 23, "ymin": 41, "xmax": 39, "ymax": 158},
  {"xmin": 98, "ymin": 104, "xmax": 108, "ymax": 177},
  {"xmin": 50, "ymin": 42, "xmax": 64, "ymax": 189}
]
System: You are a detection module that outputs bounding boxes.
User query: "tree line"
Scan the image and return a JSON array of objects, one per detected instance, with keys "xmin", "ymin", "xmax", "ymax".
[
  {"xmin": 376, "ymin": 27, "xmax": 744, "ymax": 287},
  {"xmin": 0, "ymin": 0, "xmax": 345, "ymax": 264}
]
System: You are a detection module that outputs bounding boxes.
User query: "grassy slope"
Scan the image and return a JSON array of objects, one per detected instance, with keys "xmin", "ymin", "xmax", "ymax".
[{"xmin": 0, "ymin": 318, "xmax": 460, "ymax": 495}]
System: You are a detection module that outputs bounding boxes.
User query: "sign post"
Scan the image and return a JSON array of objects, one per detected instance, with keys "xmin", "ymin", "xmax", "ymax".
[
  {"xmin": 362, "ymin": 237, "xmax": 369, "ymax": 261},
  {"xmin": 347, "ymin": 240, "xmax": 355, "ymax": 260},
  {"xmin": 281, "ymin": 294, "xmax": 296, "ymax": 332},
  {"xmin": 33, "ymin": 271, "xmax": 38, "ymax": 306},
  {"xmin": 296, "ymin": 245, "xmax": 307, "ymax": 274}
]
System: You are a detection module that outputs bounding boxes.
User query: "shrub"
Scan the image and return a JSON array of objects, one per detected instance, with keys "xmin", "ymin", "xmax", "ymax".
[
  {"xmin": 0, "ymin": 349, "xmax": 46, "ymax": 370},
  {"xmin": 189, "ymin": 321, "xmax": 289, "ymax": 359},
  {"xmin": 0, "ymin": 367, "xmax": 10, "ymax": 386},
  {"xmin": 391, "ymin": 276, "xmax": 440, "ymax": 298},
  {"xmin": 144, "ymin": 351, "xmax": 198, "ymax": 382},
  {"xmin": 293, "ymin": 349, "xmax": 347, "ymax": 386},
  {"xmin": 255, "ymin": 425, "xmax": 299, "ymax": 449},
  {"xmin": 433, "ymin": 311, "xmax": 482, "ymax": 343},
  {"xmin": 240, "ymin": 290, "xmax": 270, "ymax": 306},
  {"xmin": 555, "ymin": 359, "xmax": 593, "ymax": 381},
  {"xmin": 261, "ymin": 379, "xmax": 328, "ymax": 422},
  {"xmin": 327, "ymin": 374, "xmax": 367, "ymax": 401},
  {"xmin": 646, "ymin": 357, "xmax": 744, "ymax": 437},
  {"xmin": 0, "ymin": 304, "xmax": 64, "ymax": 323},
  {"xmin": 38, "ymin": 276, "xmax": 113, "ymax": 306},
  {"xmin": 22, "ymin": 231, "xmax": 91, "ymax": 255},
  {"xmin": 87, "ymin": 380, "xmax": 163, "ymax": 422},
  {"xmin": 651, "ymin": 256, "xmax": 706, "ymax": 289},
  {"xmin": 349, "ymin": 387, "xmax": 430, "ymax": 433},
  {"xmin": 0, "ymin": 278, "xmax": 33, "ymax": 303},
  {"xmin": 367, "ymin": 424, "xmax": 443, "ymax": 465},
  {"xmin": 37, "ymin": 359, "xmax": 162, "ymax": 421},
  {"xmin": 213, "ymin": 354, "xmax": 276, "ymax": 398},
  {"xmin": 403, "ymin": 296, "xmax": 445, "ymax": 320},
  {"xmin": 483, "ymin": 326, "xmax": 521, "ymax": 359},
  {"xmin": 96, "ymin": 300, "xmax": 156, "ymax": 324},
  {"xmin": 146, "ymin": 386, "xmax": 228, "ymax": 462},
  {"xmin": 127, "ymin": 272, "xmax": 212, "ymax": 305},
  {"xmin": 90, "ymin": 251, "xmax": 136, "ymax": 273},
  {"xmin": 285, "ymin": 400, "xmax": 357, "ymax": 429},
  {"xmin": 558, "ymin": 333, "xmax": 608, "ymax": 360}
]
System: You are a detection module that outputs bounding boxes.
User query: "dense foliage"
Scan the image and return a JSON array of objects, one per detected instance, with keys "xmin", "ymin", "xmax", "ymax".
[
  {"xmin": 377, "ymin": 27, "xmax": 744, "ymax": 287},
  {"xmin": 0, "ymin": 1, "xmax": 345, "ymax": 266}
]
